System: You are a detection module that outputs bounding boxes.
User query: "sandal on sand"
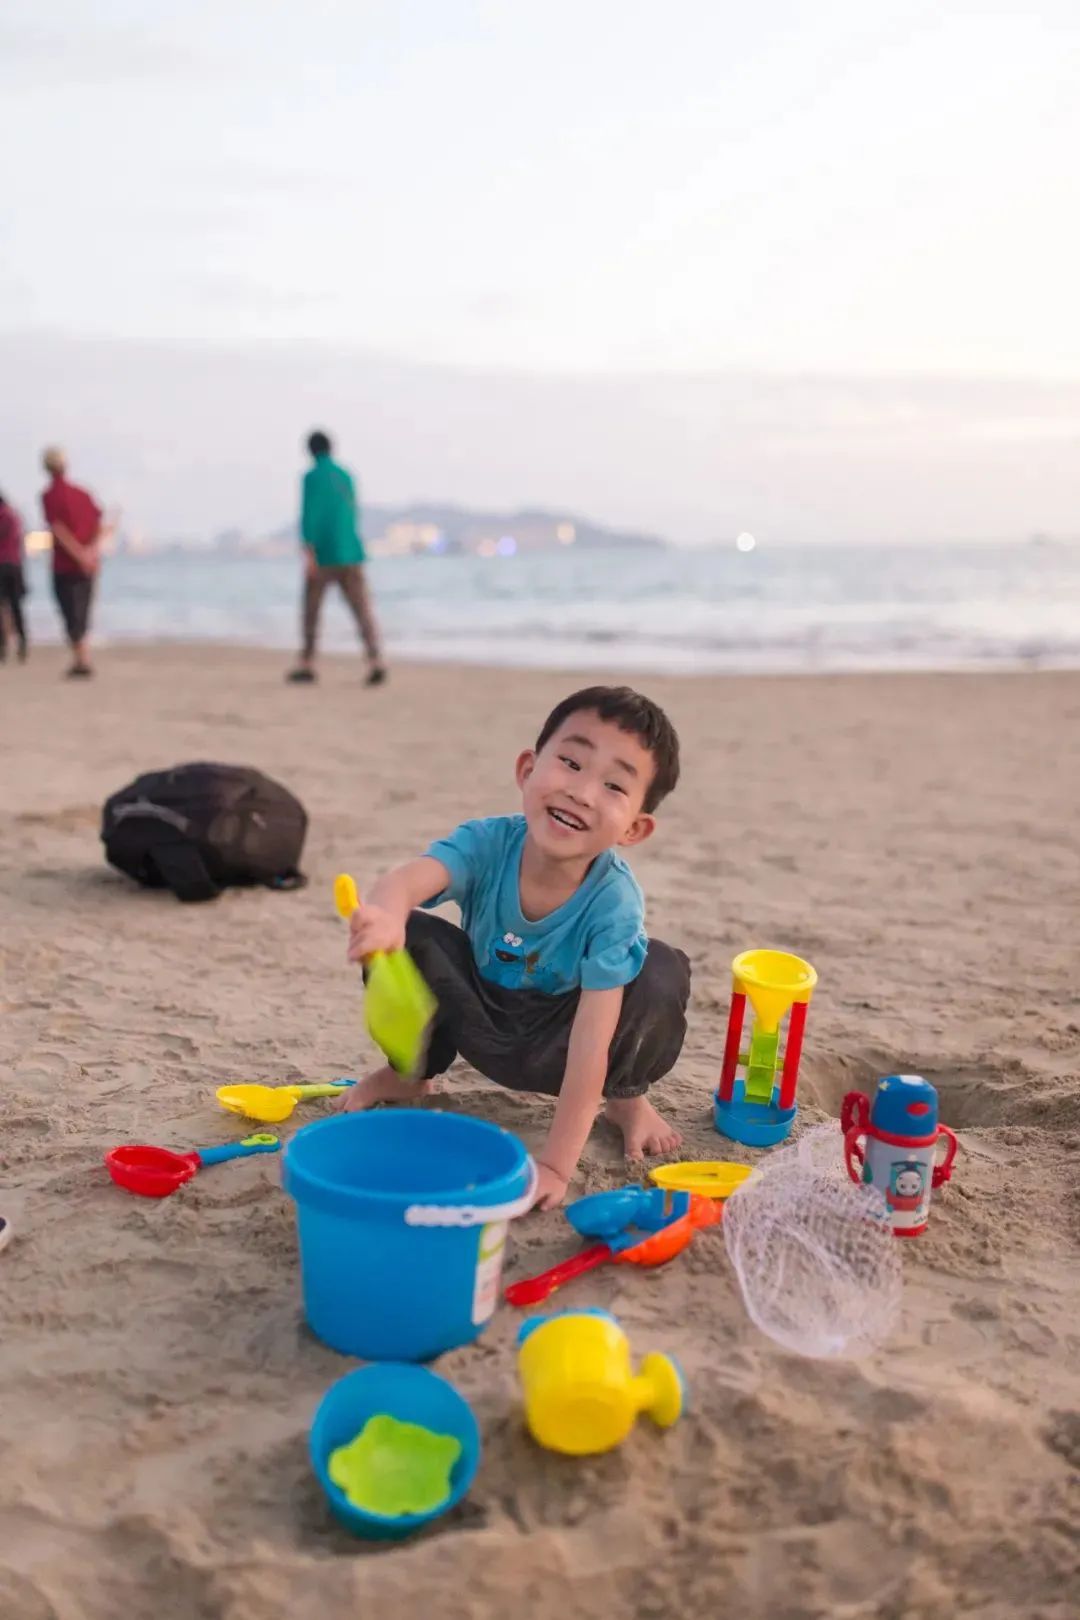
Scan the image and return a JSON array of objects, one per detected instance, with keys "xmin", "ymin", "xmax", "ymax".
[
  {"xmin": 365, "ymin": 666, "xmax": 388, "ymax": 688},
  {"xmin": 64, "ymin": 664, "xmax": 93, "ymax": 679},
  {"xmin": 286, "ymin": 668, "xmax": 318, "ymax": 684}
]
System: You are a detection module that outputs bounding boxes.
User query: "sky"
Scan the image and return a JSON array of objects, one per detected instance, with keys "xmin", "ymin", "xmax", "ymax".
[{"xmin": 2, "ymin": 1, "xmax": 1079, "ymax": 540}]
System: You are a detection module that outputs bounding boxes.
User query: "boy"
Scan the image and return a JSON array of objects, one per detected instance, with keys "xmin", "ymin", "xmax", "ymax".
[{"xmin": 343, "ymin": 685, "xmax": 690, "ymax": 1210}]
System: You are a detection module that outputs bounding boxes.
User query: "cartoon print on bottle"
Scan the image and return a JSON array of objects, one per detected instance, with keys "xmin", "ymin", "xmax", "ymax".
[{"xmin": 887, "ymin": 1159, "xmax": 929, "ymax": 1217}]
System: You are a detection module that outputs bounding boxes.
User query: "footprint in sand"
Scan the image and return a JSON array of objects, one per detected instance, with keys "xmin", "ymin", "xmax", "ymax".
[{"xmin": 1043, "ymin": 1410, "xmax": 1080, "ymax": 1471}]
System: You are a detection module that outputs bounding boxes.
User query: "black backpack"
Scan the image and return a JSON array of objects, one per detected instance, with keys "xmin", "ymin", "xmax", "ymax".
[{"xmin": 102, "ymin": 763, "xmax": 308, "ymax": 902}]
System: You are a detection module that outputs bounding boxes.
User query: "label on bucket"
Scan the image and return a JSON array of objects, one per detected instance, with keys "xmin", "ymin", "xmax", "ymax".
[{"xmin": 472, "ymin": 1221, "xmax": 508, "ymax": 1325}]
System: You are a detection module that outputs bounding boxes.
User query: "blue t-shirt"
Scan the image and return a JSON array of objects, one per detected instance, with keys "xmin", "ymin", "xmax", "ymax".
[{"xmin": 423, "ymin": 815, "xmax": 647, "ymax": 995}]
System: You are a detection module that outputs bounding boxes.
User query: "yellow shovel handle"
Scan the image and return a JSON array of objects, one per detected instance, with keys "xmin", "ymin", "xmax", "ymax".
[
  {"xmin": 333, "ymin": 872, "xmax": 360, "ymax": 920},
  {"xmin": 333, "ymin": 873, "xmax": 384, "ymax": 965},
  {"xmin": 285, "ymin": 1083, "xmax": 353, "ymax": 1100}
]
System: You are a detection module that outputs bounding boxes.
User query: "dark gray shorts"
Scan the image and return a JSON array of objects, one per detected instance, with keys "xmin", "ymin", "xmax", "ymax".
[
  {"xmin": 404, "ymin": 908, "xmax": 690, "ymax": 1100},
  {"xmin": 53, "ymin": 573, "xmax": 95, "ymax": 643}
]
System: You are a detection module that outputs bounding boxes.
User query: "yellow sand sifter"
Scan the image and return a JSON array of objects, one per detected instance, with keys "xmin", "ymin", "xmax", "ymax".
[{"xmin": 334, "ymin": 873, "xmax": 437, "ymax": 1077}]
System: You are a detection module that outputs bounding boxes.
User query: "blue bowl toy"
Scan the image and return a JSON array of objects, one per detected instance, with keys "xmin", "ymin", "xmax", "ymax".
[{"xmin": 310, "ymin": 1363, "xmax": 481, "ymax": 1540}]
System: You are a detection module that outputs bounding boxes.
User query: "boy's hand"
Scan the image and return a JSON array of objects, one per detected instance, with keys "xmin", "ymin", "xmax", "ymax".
[
  {"xmin": 532, "ymin": 1160, "xmax": 570, "ymax": 1211},
  {"xmin": 346, "ymin": 902, "xmax": 407, "ymax": 962},
  {"xmin": 532, "ymin": 987, "xmax": 623, "ymax": 1215}
]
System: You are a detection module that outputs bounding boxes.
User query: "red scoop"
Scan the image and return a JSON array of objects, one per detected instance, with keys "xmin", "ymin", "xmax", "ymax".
[
  {"xmin": 106, "ymin": 1145, "xmax": 202, "ymax": 1198},
  {"xmin": 104, "ymin": 1134, "xmax": 280, "ymax": 1198}
]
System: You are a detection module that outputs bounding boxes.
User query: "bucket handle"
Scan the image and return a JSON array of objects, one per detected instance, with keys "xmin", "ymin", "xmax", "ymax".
[{"xmin": 404, "ymin": 1155, "xmax": 539, "ymax": 1227}]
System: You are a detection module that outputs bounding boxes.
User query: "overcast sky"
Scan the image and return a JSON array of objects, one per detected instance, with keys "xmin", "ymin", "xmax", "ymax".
[{"xmin": 2, "ymin": 2, "xmax": 1079, "ymax": 540}]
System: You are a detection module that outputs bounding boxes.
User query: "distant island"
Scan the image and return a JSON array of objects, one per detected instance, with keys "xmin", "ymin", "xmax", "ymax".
[{"xmin": 117, "ymin": 503, "xmax": 668, "ymax": 559}]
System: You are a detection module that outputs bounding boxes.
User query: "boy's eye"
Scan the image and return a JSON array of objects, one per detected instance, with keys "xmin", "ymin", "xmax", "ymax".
[
  {"xmin": 558, "ymin": 755, "xmax": 581, "ymax": 771},
  {"xmin": 606, "ymin": 781, "xmax": 627, "ymax": 795}
]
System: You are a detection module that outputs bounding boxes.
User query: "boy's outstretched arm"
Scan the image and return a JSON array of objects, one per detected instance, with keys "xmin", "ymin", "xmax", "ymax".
[
  {"xmin": 346, "ymin": 856, "xmax": 449, "ymax": 959},
  {"xmin": 534, "ymin": 986, "xmax": 623, "ymax": 1210}
]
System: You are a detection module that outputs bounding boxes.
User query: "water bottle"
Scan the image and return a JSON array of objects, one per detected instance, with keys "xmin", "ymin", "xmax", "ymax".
[{"xmin": 841, "ymin": 1074, "xmax": 958, "ymax": 1238}]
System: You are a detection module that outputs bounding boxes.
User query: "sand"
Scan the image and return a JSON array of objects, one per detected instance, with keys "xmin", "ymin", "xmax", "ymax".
[{"xmin": 1, "ymin": 644, "xmax": 1079, "ymax": 1620}]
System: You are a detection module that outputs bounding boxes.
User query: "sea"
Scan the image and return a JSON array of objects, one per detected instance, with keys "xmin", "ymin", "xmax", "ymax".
[{"xmin": 17, "ymin": 541, "xmax": 1080, "ymax": 676}]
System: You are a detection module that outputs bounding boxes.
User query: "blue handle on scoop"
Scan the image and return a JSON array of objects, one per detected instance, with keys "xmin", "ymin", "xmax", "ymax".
[{"xmin": 195, "ymin": 1135, "xmax": 281, "ymax": 1168}]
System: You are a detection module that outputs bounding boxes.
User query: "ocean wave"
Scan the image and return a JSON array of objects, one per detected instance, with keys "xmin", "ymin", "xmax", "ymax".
[{"xmin": 19, "ymin": 543, "xmax": 1080, "ymax": 676}]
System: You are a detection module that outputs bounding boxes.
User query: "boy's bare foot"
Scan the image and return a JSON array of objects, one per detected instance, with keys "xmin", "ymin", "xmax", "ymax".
[
  {"xmin": 341, "ymin": 1064, "xmax": 431, "ymax": 1110},
  {"xmin": 603, "ymin": 1095, "xmax": 683, "ymax": 1160}
]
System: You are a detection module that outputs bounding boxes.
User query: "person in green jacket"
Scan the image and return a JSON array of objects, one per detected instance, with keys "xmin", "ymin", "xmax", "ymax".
[{"xmin": 286, "ymin": 430, "xmax": 386, "ymax": 686}]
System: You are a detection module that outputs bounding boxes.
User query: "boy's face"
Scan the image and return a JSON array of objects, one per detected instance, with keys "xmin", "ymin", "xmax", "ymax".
[{"xmin": 515, "ymin": 709, "xmax": 657, "ymax": 862}]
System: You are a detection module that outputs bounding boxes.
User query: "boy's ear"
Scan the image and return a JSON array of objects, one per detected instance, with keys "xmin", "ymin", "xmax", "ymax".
[
  {"xmin": 515, "ymin": 749, "xmax": 536, "ymax": 790},
  {"xmin": 618, "ymin": 812, "xmax": 656, "ymax": 848}
]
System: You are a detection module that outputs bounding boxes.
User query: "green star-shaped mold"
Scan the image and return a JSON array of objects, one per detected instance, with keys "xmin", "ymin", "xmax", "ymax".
[{"xmin": 328, "ymin": 1414, "xmax": 462, "ymax": 1517}]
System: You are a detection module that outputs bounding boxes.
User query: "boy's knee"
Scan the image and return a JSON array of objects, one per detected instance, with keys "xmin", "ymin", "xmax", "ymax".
[
  {"xmin": 404, "ymin": 907, "xmax": 443, "ymax": 951},
  {"xmin": 404, "ymin": 908, "xmax": 472, "ymax": 981},
  {"xmin": 634, "ymin": 939, "xmax": 691, "ymax": 1009},
  {"xmin": 605, "ymin": 940, "xmax": 690, "ymax": 1096}
]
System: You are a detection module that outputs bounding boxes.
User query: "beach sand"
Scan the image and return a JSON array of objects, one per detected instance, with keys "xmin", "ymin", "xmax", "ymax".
[{"xmin": 2, "ymin": 645, "xmax": 1079, "ymax": 1620}]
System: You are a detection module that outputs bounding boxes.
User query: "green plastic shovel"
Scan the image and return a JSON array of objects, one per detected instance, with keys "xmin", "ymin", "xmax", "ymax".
[{"xmin": 334, "ymin": 873, "xmax": 437, "ymax": 1077}]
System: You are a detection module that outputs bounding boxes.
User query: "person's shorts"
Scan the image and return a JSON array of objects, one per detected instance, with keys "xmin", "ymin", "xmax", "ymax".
[{"xmin": 53, "ymin": 574, "xmax": 95, "ymax": 642}]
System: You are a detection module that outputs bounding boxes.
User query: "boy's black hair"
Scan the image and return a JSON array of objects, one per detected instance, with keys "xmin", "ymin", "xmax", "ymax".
[
  {"xmin": 535, "ymin": 685, "xmax": 680, "ymax": 813},
  {"xmin": 307, "ymin": 430, "xmax": 332, "ymax": 457}
]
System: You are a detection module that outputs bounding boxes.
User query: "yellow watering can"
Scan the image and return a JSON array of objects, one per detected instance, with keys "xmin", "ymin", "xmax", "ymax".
[{"xmin": 517, "ymin": 1310, "xmax": 684, "ymax": 1456}]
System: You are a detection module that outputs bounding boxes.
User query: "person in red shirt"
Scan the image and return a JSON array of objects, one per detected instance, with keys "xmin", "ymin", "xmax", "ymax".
[
  {"xmin": 41, "ymin": 446, "xmax": 104, "ymax": 678},
  {"xmin": 0, "ymin": 490, "xmax": 28, "ymax": 664}
]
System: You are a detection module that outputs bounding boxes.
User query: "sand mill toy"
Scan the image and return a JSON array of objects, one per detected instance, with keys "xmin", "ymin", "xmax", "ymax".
[{"xmin": 714, "ymin": 948, "xmax": 818, "ymax": 1147}]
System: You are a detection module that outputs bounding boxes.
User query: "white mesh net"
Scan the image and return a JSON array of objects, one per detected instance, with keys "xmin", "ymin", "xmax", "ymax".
[
  {"xmin": 723, "ymin": 1159, "xmax": 903, "ymax": 1359},
  {"xmin": 795, "ymin": 1120, "xmax": 849, "ymax": 1180},
  {"xmin": 765, "ymin": 1120, "xmax": 847, "ymax": 1181}
]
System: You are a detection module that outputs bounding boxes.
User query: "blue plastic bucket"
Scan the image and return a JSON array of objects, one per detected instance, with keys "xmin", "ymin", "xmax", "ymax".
[{"xmin": 283, "ymin": 1109, "xmax": 536, "ymax": 1361}]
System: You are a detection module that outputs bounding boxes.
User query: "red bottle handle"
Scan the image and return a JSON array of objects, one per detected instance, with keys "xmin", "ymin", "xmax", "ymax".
[
  {"xmin": 843, "ymin": 1128, "xmax": 866, "ymax": 1184},
  {"xmin": 932, "ymin": 1124, "xmax": 959, "ymax": 1188},
  {"xmin": 504, "ymin": 1243, "xmax": 613, "ymax": 1307},
  {"xmin": 841, "ymin": 1090, "xmax": 870, "ymax": 1135}
]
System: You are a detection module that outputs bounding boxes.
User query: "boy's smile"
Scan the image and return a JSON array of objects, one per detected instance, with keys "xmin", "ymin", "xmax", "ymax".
[{"xmin": 546, "ymin": 805, "xmax": 588, "ymax": 834}]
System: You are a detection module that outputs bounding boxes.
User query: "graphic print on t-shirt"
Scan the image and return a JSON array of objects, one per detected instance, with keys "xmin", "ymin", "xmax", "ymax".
[{"xmin": 487, "ymin": 931, "xmax": 538, "ymax": 990}]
